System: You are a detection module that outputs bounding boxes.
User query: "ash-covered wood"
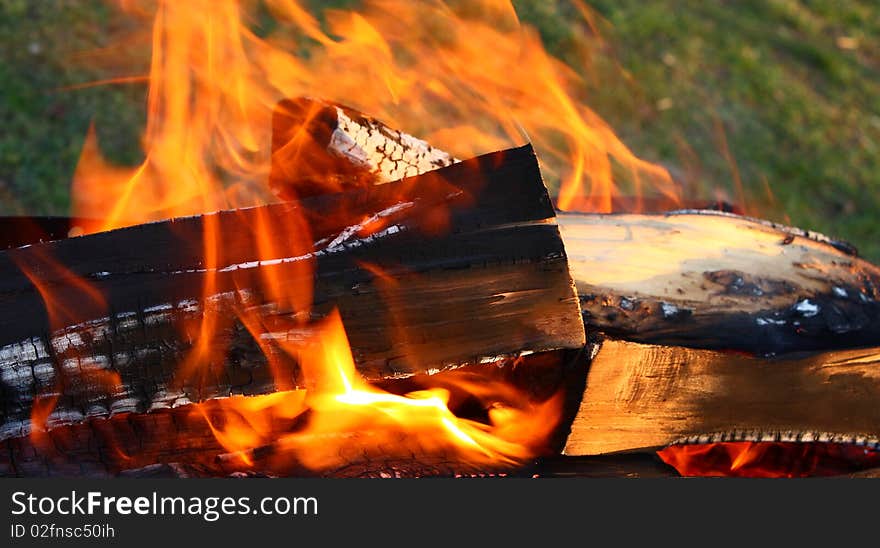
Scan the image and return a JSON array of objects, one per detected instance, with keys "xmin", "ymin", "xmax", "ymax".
[
  {"xmin": 564, "ymin": 338, "xmax": 880, "ymax": 456},
  {"xmin": 0, "ymin": 144, "xmax": 584, "ymax": 441},
  {"xmin": 559, "ymin": 211, "xmax": 880, "ymax": 354},
  {"xmin": 269, "ymin": 98, "xmax": 456, "ymax": 200}
]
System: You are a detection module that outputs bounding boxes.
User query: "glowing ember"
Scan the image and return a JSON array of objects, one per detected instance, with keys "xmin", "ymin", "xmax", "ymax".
[{"xmin": 658, "ymin": 442, "xmax": 880, "ymax": 478}]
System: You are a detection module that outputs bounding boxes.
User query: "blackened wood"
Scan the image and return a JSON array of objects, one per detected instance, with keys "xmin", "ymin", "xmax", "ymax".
[
  {"xmin": 0, "ymin": 144, "xmax": 584, "ymax": 440},
  {"xmin": 0, "ymin": 217, "xmax": 91, "ymax": 250},
  {"xmin": 560, "ymin": 211, "xmax": 880, "ymax": 354},
  {"xmin": 530, "ymin": 454, "xmax": 680, "ymax": 478},
  {"xmin": 564, "ymin": 338, "xmax": 880, "ymax": 456}
]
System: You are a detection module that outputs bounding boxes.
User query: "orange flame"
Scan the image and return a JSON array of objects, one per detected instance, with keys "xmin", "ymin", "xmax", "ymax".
[
  {"xmin": 11, "ymin": 246, "xmax": 121, "ymax": 446},
  {"xmin": 194, "ymin": 310, "xmax": 563, "ymax": 473},
  {"xmin": 72, "ymin": 0, "xmax": 677, "ymax": 226}
]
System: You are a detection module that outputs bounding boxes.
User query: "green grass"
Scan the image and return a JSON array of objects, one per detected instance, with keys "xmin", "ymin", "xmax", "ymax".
[
  {"xmin": 0, "ymin": 0, "xmax": 146, "ymax": 215},
  {"xmin": 2, "ymin": 1, "xmax": 879, "ymax": 259}
]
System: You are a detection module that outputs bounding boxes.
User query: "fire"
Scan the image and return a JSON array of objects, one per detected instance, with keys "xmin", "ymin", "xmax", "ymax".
[
  {"xmin": 28, "ymin": 0, "xmax": 685, "ymax": 473},
  {"xmin": 54, "ymin": 0, "xmax": 645, "ymax": 473},
  {"xmin": 658, "ymin": 442, "xmax": 880, "ymax": 478},
  {"xmin": 10, "ymin": 246, "xmax": 122, "ymax": 447},
  {"xmin": 194, "ymin": 311, "xmax": 563, "ymax": 474},
  {"xmin": 71, "ymin": 0, "xmax": 676, "ymax": 226}
]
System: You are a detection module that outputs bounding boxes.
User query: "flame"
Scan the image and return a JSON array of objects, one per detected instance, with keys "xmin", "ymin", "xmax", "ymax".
[
  {"xmin": 658, "ymin": 442, "xmax": 880, "ymax": 478},
  {"xmin": 71, "ymin": 0, "xmax": 676, "ymax": 226},
  {"xmin": 193, "ymin": 311, "xmax": 563, "ymax": 473}
]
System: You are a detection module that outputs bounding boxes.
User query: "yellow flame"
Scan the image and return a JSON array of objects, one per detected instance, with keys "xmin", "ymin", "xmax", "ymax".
[{"xmin": 192, "ymin": 311, "xmax": 563, "ymax": 473}]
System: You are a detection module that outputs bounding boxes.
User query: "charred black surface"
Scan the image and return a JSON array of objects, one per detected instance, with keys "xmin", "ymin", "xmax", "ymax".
[
  {"xmin": 0, "ymin": 217, "xmax": 94, "ymax": 249},
  {"xmin": 579, "ymin": 289, "xmax": 880, "ymax": 355}
]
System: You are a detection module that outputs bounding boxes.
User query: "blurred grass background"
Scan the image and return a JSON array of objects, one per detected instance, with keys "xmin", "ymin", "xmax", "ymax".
[{"xmin": 1, "ymin": 0, "xmax": 878, "ymax": 258}]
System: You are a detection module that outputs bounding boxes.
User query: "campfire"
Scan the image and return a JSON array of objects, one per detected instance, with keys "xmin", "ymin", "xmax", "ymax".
[{"xmin": 2, "ymin": 0, "xmax": 879, "ymax": 479}]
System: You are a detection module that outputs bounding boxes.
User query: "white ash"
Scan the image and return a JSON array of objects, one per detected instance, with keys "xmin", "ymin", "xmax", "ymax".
[
  {"xmin": 794, "ymin": 299, "xmax": 820, "ymax": 317},
  {"xmin": 756, "ymin": 317, "xmax": 787, "ymax": 326},
  {"xmin": 660, "ymin": 302, "xmax": 679, "ymax": 318}
]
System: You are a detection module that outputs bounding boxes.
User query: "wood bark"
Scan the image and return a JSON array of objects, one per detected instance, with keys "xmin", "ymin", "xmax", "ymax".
[
  {"xmin": 564, "ymin": 338, "xmax": 880, "ymax": 456},
  {"xmin": 0, "ymin": 144, "xmax": 584, "ymax": 441}
]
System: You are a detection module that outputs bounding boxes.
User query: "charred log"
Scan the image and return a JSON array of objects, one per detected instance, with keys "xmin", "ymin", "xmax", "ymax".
[
  {"xmin": 0, "ymin": 350, "xmax": 576, "ymax": 478},
  {"xmin": 0, "ymin": 145, "xmax": 584, "ymax": 440},
  {"xmin": 0, "ymin": 217, "xmax": 97, "ymax": 250},
  {"xmin": 269, "ymin": 98, "xmax": 880, "ymax": 355}
]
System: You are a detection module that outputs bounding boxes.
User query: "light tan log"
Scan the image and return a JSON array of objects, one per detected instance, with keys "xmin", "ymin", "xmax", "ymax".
[
  {"xmin": 559, "ymin": 211, "xmax": 880, "ymax": 354},
  {"xmin": 564, "ymin": 339, "xmax": 880, "ymax": 456}
]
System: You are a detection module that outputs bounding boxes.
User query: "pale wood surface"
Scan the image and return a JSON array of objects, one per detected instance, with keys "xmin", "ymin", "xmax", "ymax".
[
  {"xmin": 559, "ymin": 212, "xmax": 880, "ymax": 353},
  {"xmin": 564, "ymin": 339, "xmax": 880, "ymax": 455}
]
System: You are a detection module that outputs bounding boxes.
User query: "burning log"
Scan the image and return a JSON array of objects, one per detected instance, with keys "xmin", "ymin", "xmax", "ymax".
[
  {"xmin": 563, "ymin": 338, "xmax": 880, "ymax": 456},
  {"xmin": 0, "ymin": 144, "xmax": 584, "ymax": 441},
  {"xmin": 1, "ymin": 350, "xmax": 581, "ymax": 478}
]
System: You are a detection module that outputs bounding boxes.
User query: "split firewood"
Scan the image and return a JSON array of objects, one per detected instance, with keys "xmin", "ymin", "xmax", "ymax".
[
  {"xmin": 271, "ymin": 98, "xmax": 880, "ymax": 355},
  {"xmin": 0, "ymin": 144, "xmax": 584, "ymax": 441},
  {"xmin": 564, "ymin": 338, "xmax": 880, "ymax": 456},
  {"xmin": 560, "ymin": 211, "xmax": 880, "ymax": 354}
]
